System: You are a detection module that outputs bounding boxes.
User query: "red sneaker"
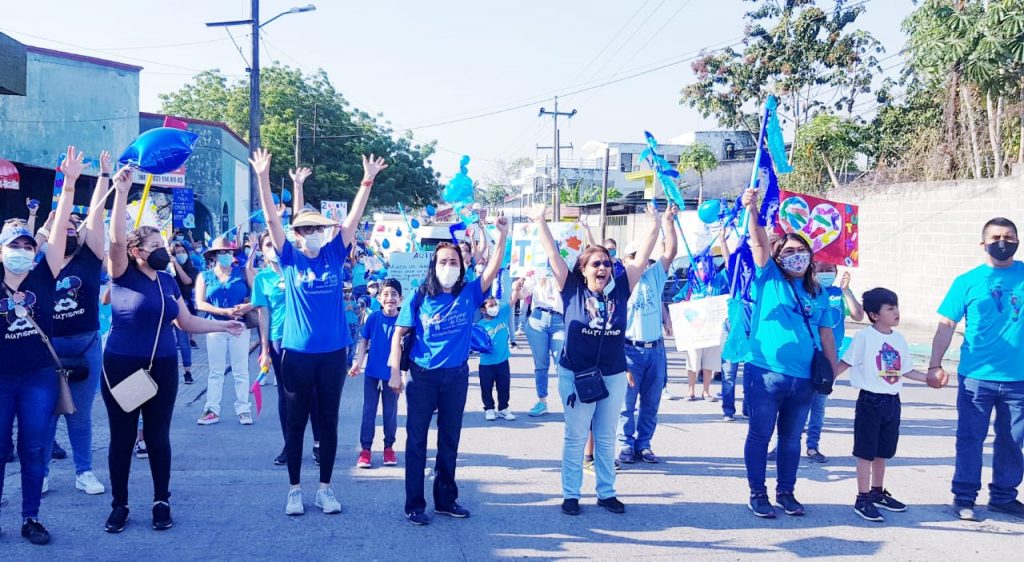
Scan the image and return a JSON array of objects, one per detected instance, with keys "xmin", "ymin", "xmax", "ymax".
[
  {"xmin": 383, "ymin": 447, "xmax": 398, "ymax": 466},
  {"xmin": 357, "ymin": 449, "xmax": 372, "ymax": 468}
]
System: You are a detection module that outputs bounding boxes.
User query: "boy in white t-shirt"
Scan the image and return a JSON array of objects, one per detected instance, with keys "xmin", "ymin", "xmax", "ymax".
[{"xmin": 836, "ymin": 288, "xmax": 946, "ymax": 522}]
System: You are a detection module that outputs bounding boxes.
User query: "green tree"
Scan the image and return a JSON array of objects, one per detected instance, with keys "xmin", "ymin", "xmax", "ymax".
[
  {"xmin": 786, "ymin": 113, "xmax": 863, "ymax": 192},
  {"xmin": 559, "ymin": 181, "xmax": 622, "ymax": 204},
  {"xmin": 159, "ymin": 64, "xmax": 441, "ymax": 212},
  {"xmin": 677, "ymin": 143, "xmax": 719, "ymax": 204}
]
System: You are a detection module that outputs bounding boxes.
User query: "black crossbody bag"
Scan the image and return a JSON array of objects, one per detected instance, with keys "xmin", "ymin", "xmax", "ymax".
[
  {"xmin": 567, "ymin": 295, "xmax": 609, "ymax": 405},
  {"xmin": 787, "ymin": 280, "xmax": 835, "ymax": 395}
]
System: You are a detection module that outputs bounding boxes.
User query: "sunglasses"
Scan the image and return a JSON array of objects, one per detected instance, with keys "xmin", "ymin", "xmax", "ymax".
[
  {"xmin": 588, "ymin": 260, "xmax": 613, "ymax": 269},
  {"xmin": 295, "ymin": 226, "xmax": 326, "ymax": 235}
]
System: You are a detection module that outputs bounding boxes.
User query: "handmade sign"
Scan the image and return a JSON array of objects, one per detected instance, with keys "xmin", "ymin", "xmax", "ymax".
[
  {"xmin": 775, "ymin": 191, "xmax": 859, "ymax": 267},
  {"xmin": 510, "ymin": 222, "xmax": 586, "ymax": 278},
  {"xmin": 172, "ymin": 188, "xmax": 196, "ymax": 229},
  {"xmin": 387, "ymin": 251, "xmax": 432, "ymax": 291},
  {"xmin": 321, "ymin": 200, "xmax": 348, "ymax": 224},
  {"xmin": 669, "ymin": 295, "xmax": 730, "ymax": 352}
]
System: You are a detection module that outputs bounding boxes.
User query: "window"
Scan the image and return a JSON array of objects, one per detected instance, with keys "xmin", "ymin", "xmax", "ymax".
[{"xmin": 620, "ymin": 153, "xmax": 632, "ymax": 172}]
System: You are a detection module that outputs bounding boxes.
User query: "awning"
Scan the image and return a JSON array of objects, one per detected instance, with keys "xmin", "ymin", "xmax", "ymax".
[{"xmin": 0, "ymin": 158, "xmax": 20, "ymax": 190}]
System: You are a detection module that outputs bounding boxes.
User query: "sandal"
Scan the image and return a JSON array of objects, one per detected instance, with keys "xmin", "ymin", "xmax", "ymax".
[{"xmin": 702, "ymin": 392, "xmax": 718, "ymax": 402}]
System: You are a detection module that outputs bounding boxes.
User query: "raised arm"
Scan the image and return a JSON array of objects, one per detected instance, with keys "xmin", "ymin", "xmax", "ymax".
[
  {"xmin": 839, "ymin": 271, "xmax": 865, "ymax": 321},
  {"xmin": 83, "ymin": 150, "xmax": 113, "ymax": 259},
  {"xmin": 26, "ymin": 198, "xmax": 39, "ymax": 233},
  {"xmin": 527, "ymin": 204, "xmax": 569, "ymax": 290},
  {"xmin": 250, "ymin": 149, "xmax": 286, "ymax": 252},
  {"xmin": 47, "ymin": 146, "xmax": 85, "ymax": 276},
  {"xmin": 742, "ymin": 188, "xmax": 770, "ymax": 268},
  {"xmin": 659, "ymin": 204, "xmax": 679, "ymax": 272},
  {"xmin": 720, "ymin": 230, "xmax": 733, "ymax": 272},
  {"xmin": 290, "ymin": 166, "xmax": 312, "ymax": 215},
  {"xmin": 625, "ymin": 203, "xmax": 661, "ymax": 291},
  {"xmin": 342, "ymin": 154, "xmax": 388, "ymax": 246},
  {"xmin": 479, "ymin": 217, "xmax": 509, "ymax": 294},
  {"xmin": 108, "ymin": 166, "xmax": 133, "ymax": 278}
]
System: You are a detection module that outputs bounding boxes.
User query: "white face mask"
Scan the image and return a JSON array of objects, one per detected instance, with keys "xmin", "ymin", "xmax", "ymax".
[
  {"xmin": 264, "ymin": 248, "xmax": 278, "ymax": 263},
  {"xmin": 302, "ymin": 233, "xmax": 324, "ymax": 252},
  {"xmin": 436, "ymin": 264, "xmax": 461, "ymax": 289},
  {"xmin": 2, "ymin": 248, "xmax": 36, "ymax": 274},
  {"xmin": 485, "ymin": 305, "xmax": 500, "ymax": 317}
]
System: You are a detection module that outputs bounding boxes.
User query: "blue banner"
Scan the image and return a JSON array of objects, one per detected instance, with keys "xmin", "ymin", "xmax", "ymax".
[{"xmin": 172, "ymin": 188, "xmax": 196, "ymax": 229}]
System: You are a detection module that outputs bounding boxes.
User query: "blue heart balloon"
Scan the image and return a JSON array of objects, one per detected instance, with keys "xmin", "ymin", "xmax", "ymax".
[
  {"xmin": 118, "ymin": 127, "xmax": 199, "ymax": 174},
  {"xmin": 425, "ymin": 205, "xmax": 436, "ymax": 217}
]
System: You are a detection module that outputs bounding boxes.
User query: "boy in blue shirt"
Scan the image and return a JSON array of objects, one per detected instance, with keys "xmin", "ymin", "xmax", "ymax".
[
  {"xmin": 477, "ymin": 296, "xmax": 515, "ymax": 421},
  {"xmin": 349, "ymin": 278, "xmax": 403, "ymax": 469}
]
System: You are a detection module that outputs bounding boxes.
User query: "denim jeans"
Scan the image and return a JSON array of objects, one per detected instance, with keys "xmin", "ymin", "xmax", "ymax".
[
  {"xmin": 360, "ymin": 376, "xmax": 398, "ymax": 450},
  {"xmin": 558, "ymin": 366, "xmax": 628, "ymax": 500},
  {"xmin": 524, "ymin": 309, "xmax": 565, "ymax": 399},
  {"xmin": 743, "ymin": 363, "xmax": 814, "ymax": 495},
  {"xmin": 805, "ymin": 391, "xmax": 828, "ymax": 451},
  {"xmin": 175, "ymin": 326, "xmax": 192, "ymax": 369},
  {"xmin": 45, "ymin": 331, "xmax": 102, "ymax": 477},
  {"xmin": 618, "ymin": 342, "xmax": 667, "ymax": 452},
  {"xmin": 952, "ymin": 376, "xmax": 1024, "ymax": 505},
  {"xmin": 0, "ymin": 367, "xmax": 60, "ymax": 519},
  {"xmin": 721, "ymin": 360, "xmax": 747, "ymax": 417},
  {"xmin": 404, "ymin": 364, "xmax": 469, "ymax": 514}
]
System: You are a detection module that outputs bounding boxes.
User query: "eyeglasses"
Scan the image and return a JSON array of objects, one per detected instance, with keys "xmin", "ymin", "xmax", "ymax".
[
  {"xmin": 295, "ymin": 226, "xmax": 326, "ymax": 235},
  {"xmin": 588, "ymin": 260, "xmax": 613, "ymax": 268}
]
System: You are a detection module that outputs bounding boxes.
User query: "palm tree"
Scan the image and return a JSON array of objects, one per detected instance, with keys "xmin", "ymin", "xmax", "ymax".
[{"xmin": 677, "ymin": 143, "xmax": 719, "ymax": 205}]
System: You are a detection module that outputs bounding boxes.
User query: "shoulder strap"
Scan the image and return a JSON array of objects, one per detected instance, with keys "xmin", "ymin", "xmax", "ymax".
[
  {"xmin": 786, "ymin": 280, "xmax": 820, "ymax": 351},
  {"xmin": 2, "ymin": 282, "xmax": 64, "ymax": 370},
  {"xmin": 148, "ymin": 274, "xmax": 167, "ymax": 372}
]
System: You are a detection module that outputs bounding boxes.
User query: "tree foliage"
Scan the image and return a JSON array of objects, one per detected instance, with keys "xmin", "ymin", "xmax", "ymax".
[
  {"xmin": 559, "ymin": 182, "xmax": 623, "ymax": 205},
  {"xmin": 159, "ymin": 64, "xmax": 441, "ymax": 211},
  {"xmin": 786, "ymin": 113, "xmax": 863, "ymax": 192},
  {"xmin": 677, "ymin": 143, "xmax": 719, "ymax": 203}
]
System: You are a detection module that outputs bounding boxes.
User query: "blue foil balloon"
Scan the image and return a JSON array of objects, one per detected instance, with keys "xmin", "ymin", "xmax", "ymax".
[
  {"xmin": 118, "ymin": 127, "xmax": 199, "ymax": 174},
  {"xmin": 697, "ymin": 200, "xmax": 722, "ymax": 224}
]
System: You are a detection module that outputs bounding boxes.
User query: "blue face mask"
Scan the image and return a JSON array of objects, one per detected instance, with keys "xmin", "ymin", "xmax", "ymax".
[
  {"xmin": 608, "ymin": 249, "xmax": 617, "ymax": 259},
  {"xmin": 216, "ymin": 254, "xmax": 233, "ymax": 268},
  {"xmin": 817, "ymin": 272, "xmax": 837, "ymax": 287}
]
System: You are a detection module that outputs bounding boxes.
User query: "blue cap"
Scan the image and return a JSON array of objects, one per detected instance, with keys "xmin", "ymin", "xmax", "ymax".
[{"xmin": 0, "ymin": 223, "xmax": 36, "ymax": 247}]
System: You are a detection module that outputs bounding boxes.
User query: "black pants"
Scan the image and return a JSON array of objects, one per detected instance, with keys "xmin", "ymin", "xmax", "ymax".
[
  {"xmin": 101, "ymin": 352, "xmax": 178, "ymax": 508},
  {"xmin": 405, "ymin": 363, "xmax": 469, "ymax": 514},
  {"xmin": 479, "ymin": 360, "xmax": 511, "ymax": 411},
  {"xmin": 280, "ymin": 348, "xmax": 347, "ymax": 485},
  {"xmin": 269, "ymin": 340, "xmax": 321, "ymax": 450}
]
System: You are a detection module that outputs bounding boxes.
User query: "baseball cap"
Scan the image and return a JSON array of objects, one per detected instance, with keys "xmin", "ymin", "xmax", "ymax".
[{"xmin": 0, "ymin": 223, "xmax": 36, "ymax": 247}]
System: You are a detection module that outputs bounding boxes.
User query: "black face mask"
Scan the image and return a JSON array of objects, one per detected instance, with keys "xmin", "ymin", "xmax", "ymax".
[
  {"xmin": 146, "ymin": 247, "xmax": 171, "ymax": 271},
  {"xmin": 986, "ymin": 240, "xmax": 1019, "ymax": 262},
  {"xmin": 64, "ymin": 236, "xmax": 78, "ymax": 257}
]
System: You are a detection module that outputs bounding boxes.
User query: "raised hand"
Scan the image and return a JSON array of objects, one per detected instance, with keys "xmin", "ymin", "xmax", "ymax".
[
  {"xmin": 112, "ymin": 166, "xmax": 133, "ymax": 193},
  {"xmin": 249, "ymin": 148, "xmax": 272, "ymax": 176},
  {"xmin": 527, "ymin": 204, "xmax": 548, "ymax": 223},
  {"xmin": 362, "ymin": 154, "xmax": 388, "ymax": 181},
  {"xmin": 840, "ymin": 271, "xmax": 851, "ymax": 290},
  {"xmin": 61, "ymin": 145, "xmax": 88, "ymax": 179},
  {"xmin": 100, "ymin": 150, "xmax": 113, "ymax": 175},
  {"xmin": 663, "ymin": 203, "xmax": 679, "ymax": 222},
  {"xmin": 741, "ymin": 187, "xmax": 759, "ymax": 211},
  {"xmin": 645, "ymin": 201, "xmax": 661, "ymax": 223},
  {"xmin": 495, "ymin": 216, "xmax": 510, "ymax": 236},
  {"xmin": 289, "ymin": 167, "xmax": 313, "ymax": 185}
]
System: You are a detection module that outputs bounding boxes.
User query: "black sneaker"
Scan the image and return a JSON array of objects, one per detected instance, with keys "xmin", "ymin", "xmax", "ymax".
[
  {"xmin": 805, "ymin": 449, "xmax": 828, "ymax": 463},
  {"xmin": 21, "ymin": 519, "xmax": 50, "ymax": 545},
  {"xmin": 597, "ymin": 497, "xmax": 626, "ymax": 514},
  {"xmin": 989, "ymin": 499, "xmax": 1024, "ymax": 519},
  {"xmin": 313, "ymin": 446, "xmax": 321, "ymax": 466},
  {"xmin": 776, "ymin": 492, "xmax": 805, "ymax": 516},
  {"xmin": 51, "ymin": 441, "xmax": 67, "ymax": 460},
  {"xmin": 871, "ymin": 489, "xmax": 907, "ymax": 512},
  {"xmin": 617, "ymin": 448, "xmax": 637, "ymax": 464},
  {"xmin": 105, "ymin": 506, "xmax": 129, "ymax": 533},
  {"xmin": 135, "ymin": 441, "xmax": 149, "ymax": 459},
  {"xmin": 748, "ymin": 492, "xmax": 777, "ymax": 518},
  {"xmin": 407, "ymin": 511, "xmax": 430, "ymax": 526},
  {"xmin": 189, "ymin": 339, "xmax": 198, "ymax": 349},
  {"xmin": 434, "ymin": 503, "xmax": 470, "ymax": 518},
  {"xmin": 561, "ymin": 498, "xmax": 581, "ymax": 516},
  {"xmin": 854, "ymin": 496, "xmax": 885, "ymax": 522},
  {"xmin": 273, "ymin": 451, "xmax": 287, "ymax": 466},
  {"xmin": 183, "ymin": 372, "xmax": 194, "ymax": 385},
  {"xmin": 639, "ymin": 448, "xmax": 659, "ymax": 464},
  {"xmin": 152, "ymin": 501, "xmax": 173, "ymax": 530}
]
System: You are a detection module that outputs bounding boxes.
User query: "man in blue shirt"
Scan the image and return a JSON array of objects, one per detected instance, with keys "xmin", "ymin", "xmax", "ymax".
[
  {"xmin": 932, "ymin": 217, "xmax": 1024, "ymax": 522},
  {"xmin": 616, "ymin": 206, "xmax": 677, "ymax": 465}
]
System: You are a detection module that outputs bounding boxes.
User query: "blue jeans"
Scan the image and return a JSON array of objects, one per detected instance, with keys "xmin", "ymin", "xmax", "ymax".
[
  {"xmin": 618, "ymin": 342, "xmax": 667, "ymax": 452},
  {"xmin": 361, "ymin": 376, "xmax": 398, "ymax": 450},
  {"xmin": 805, "ymin": 392, "xmax": 828, "ymax": 451},
  {"xmin": 404, "ymin": 364, "xmax": 469, "ymax": 514},
  {"xmin": 175, "ymin": 326, "xmax": 192, "ymax": 369},
  {"xmin": 953, "ymin": 376, "xmax": 1024, "ymax": 505},
  {"xmin": 524, "ymin": 309, "xmax": 565, "ymax": 399},
  {"xmin": 743, "ymin": 363, "xmax": 814, "ymax": 495},
  {"xmin": 721, "ymin": 360, "xmax": 748, "ymax": 417},
  {"xmin": 558, "ymin": 366, "xmax": 628, "ymax": 500},
  {"xmin": 0, "ymin": 367, "xmax": 59, "ymax": 519},
  {"xmin": 45, "ymin": 331, "xmax": 103, "ymax": 477}
]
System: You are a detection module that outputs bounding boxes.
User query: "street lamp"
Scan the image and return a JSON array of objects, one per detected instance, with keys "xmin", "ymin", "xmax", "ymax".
[{"xmin": 206, "ymin": 1, "xmax": 317, "ymax": 225}]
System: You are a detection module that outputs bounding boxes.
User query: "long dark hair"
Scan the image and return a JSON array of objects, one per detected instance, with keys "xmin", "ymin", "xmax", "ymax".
[
  {"xmin": 420, "ymin": 241, "xmax": 465, "ymax": 298},
  {"xmin": 772, "ymin": 233, "xmax": 819, "ymax": 296},
  {"xmin": 572, "ymin": 245, "xmax": 612, "ymax": 283}
]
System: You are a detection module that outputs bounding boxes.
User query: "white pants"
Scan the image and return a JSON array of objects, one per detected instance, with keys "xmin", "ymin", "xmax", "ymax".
[{"xmin": 204, "ymin": 329, "xmax": 252, "ymax": 415}]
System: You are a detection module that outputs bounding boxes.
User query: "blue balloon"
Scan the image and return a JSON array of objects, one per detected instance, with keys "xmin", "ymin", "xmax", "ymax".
[
  {"xmin": 272, "ymin": 193, "xmax": 281, "ymax": 205},
  {"xmin": 410, "ymin": 218, "xmax": 420, "ymax": 229},
  {"xmin": 425, "ymin": 205, "xmax": 436, "ymax": 217},
  {"xmin": 698, "ymin": 199, "xmax": 722, "ymax": 224},
  {"xmin": 118, "ymin": 127, "xmax": 198, "ymax": 175},
  {"xmin": 282, "ymin": 189, "xmax": 292, "ymax": 204}
]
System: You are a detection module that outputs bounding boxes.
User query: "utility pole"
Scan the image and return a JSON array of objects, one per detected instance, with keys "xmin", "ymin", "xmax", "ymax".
[
  {"xmin": 538, "ymin": 96, "xmax": 576, "ymax": 221},
  {"xmin": 599, "ymin": 146, "xmax": 610, "ymax": 241}
]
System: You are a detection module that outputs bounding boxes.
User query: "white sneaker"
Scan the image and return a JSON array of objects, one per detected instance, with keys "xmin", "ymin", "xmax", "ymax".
[
  {"xmin": 496, "ymin": 409, "xmax": 517, "ymax": 421},
  {"xmin": 315, "ymin": 487, "xmax": 341, "ymax": 514},
  {"xmin": 41, "ymin": 477, "xmax": 49, "ymax": 495},
  {"xmin": 239, "ymin": 413, "xmax": 254, "ymax": 425},
  {"xmin": 75, "ymin": 471, "xmax": 105, "ymax": 495},
  {"xmin": 285, "ymin": 489, "xmax": 304, "ymax": 515},
  {"xmin": 484, "ymin": 409, "xmax": 496, "ymax": 421},
  {"xmin": 662, "ymin": 387, "xmax": 680, "ymax": 401}
]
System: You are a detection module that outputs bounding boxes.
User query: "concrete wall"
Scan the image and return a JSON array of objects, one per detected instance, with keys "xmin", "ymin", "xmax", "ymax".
[{"xmin": 830, "ymin": 172, "xmax": 1024, "ymax": 331}]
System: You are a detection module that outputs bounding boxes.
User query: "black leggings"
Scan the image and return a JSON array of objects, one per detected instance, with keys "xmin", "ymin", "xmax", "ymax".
[
  {"xmin": 269, "ymin": 341, "xmax": 321, "ymax": 449},
  {"xmin": 101, "ymin": 352, "xmax": 178, "ymax": 508},
  {"xmin": 280, "ymin": 348, "xmax": 347, "ymax": 485}
]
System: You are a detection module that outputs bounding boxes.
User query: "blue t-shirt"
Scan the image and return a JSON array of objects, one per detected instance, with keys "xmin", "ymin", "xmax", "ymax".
[
  {"xmin": 625, "ymin": 262, "xmax": 669, "ymax": 342},
  {"xmin": 352, "ymin": 262, "xmax": 367, "ymax": 288},
  {"xmin": 747, "ymin": 261, "xmax": 828, "ymax": 379},
  {"xmin": 202, "ymin": 267, "xmax": 249, "ymax": 321},
  {"xmin": 251, "ymin": 267, "xmax": 286, "ymax": 343},
  {"xmin": 53, "ymin": 248, "xmax": 103, "ymax": 337},
  {"xmin": 1, "ymin": 261, "xmax": 57, "ymax": 375},
  {"xmin": 398, "ymin": 278, "xmax": 485, "ymax": 370},
  {"xmin": 280, "ymin": 235, "xmax": 352, "ymax": 353},
  {"xmin": 360, "ymin": 310, "xmax": 399, "ymax": 380},
  {"xmin": 477, "ymin": 304, "xmax": 512, "ymax": 365},
  {"xmin": 938, "ymin": 262, "xmax": 1024, "ymax": 382},
  {"xmin": 107, "ymin": 265, "xmax": 181, "ymax": 359},
  {"xmin": 559, "ymin": 273, "xmax": 630, "ymax": 376}
]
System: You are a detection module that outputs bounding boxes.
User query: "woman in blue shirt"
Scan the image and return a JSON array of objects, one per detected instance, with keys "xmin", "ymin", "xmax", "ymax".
[
  {"xmin": 195, "ymin": 237, "xmax": 253, "ymax": 426},
  {"xmin": 529, "ymin": 202, "xmax": 660, "ymax": 517},
  {"xmin": 740, "ymin": 187, "xmax": 837, "ymax": 519},
  {"xmin": 252, "ymin": 148, "xmax": 386, "ymax": 516},
  {"xmin": 387, "ymin": 218, "xmax": 510, "ymax": 526}
]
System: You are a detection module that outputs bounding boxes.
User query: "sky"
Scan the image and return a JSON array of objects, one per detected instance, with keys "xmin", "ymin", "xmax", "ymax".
[{"xmin": 1, "ymin": 0, "xmax": 916, "ymax": 179}]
